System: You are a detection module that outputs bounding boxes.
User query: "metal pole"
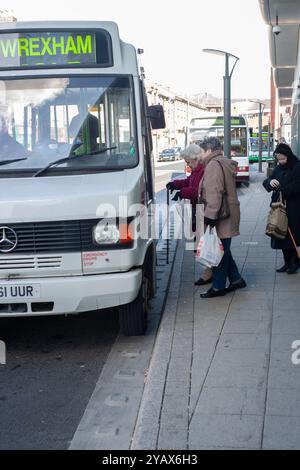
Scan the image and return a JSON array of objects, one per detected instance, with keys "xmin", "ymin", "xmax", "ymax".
[
  {"xmin": 258, "ymin": 103, "xmax": 263, "ymax": 172},
  {"xmin": 224, "ymin": 53, "xmax": 231, "ymax": 158},
  {"xmin": 166, "ymin": 189, "xmax": 170, "ymax": 265},
  {"xmin": 267, "ymin": 116, "xmax": 271, "ymax": 159},
  {"xmin": 66, "ymin": 105, "xmax": 70, "ymax": 144},
  {"xmin": 186, "ymin": 95, "xmax": 190, "ymax": 147},
  {"xmin": 24, "ymin": 107, "xmax": 28, "ymax": 148}
]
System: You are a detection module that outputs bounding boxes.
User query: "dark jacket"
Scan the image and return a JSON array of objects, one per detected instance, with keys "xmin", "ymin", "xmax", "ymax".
[
  {"xmin": 172, "ymin": 163, "xmax": 205, "ymax": 206},
  {"xmin": 263, "ymin": 162, "xmax": 300, "ymax": 248}
]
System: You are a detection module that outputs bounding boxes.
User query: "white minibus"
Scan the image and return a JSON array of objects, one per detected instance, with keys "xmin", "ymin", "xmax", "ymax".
[{"xmin": 0, "ymin": 21, "xmax": 165, "ymax": 335}]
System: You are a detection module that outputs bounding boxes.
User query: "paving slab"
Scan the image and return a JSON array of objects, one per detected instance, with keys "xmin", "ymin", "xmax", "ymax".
[
  {"xmin": 263, "ymin": 416, "xmax": 300, "ymax": 450},
  {"xmin": 267, "ymin": 366, "xmax": 300, "ymax": 391},
  {"xmin": 204, "ymin": 365, "xmax": 267, "ymax": 389},
  {"xmin": 194, "ymin": 386, "xmax": 266, "ymax": 416},
  {"xmin": 218, "ymin": 333, "xmax": 270, "ymax": 351},
  {"xmin": 223, "ymin": 320, "xmax": 272, "ymax": 335},
  {"xmin": 266, "ymin": 388, "xmax": 300, "ymax": 417},
  {"xmin": 212, "ymin": 348, "xmax": 269, "ymax": 368},
  {"xmin": 189, "ymin": 414, "xmax": 264, "ymax": 450}
]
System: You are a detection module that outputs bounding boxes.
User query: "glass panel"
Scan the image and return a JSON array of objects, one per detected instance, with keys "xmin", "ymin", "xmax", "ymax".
[
  {"xmin": 0, "ymin": 75, "xmax": 136, "ymax": 175},
  {"xmin": 250, "ymin": 137, "xmax": 274, "ymax": 152},
  {"xmin": 189, "ymin": 126, "xmax": 248, "ymax": 157}
]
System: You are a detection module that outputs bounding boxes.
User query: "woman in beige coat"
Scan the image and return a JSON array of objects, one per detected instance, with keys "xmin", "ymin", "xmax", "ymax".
[{"xmin": 197, "ymin": 137, "xmax": 246, "ymax": 298}]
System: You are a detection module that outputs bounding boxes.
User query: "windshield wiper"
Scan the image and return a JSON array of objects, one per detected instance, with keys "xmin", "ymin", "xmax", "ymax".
[
  {"xmin": 0, "ymin": 158, "xmax": 27, "ymax": 167},
  {"xmin": 33, "ymin": 147, "xmax": 118, "ymax": 177}
]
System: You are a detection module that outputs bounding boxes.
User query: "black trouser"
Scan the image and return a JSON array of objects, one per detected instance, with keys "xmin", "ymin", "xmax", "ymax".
[{"xmin": 283, "ymin": 249, "xmax": 299, "ymax": 268}]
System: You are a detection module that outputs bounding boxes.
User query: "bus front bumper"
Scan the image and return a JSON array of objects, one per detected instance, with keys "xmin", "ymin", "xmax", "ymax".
[
  {"xmin": 0, "ymin": 270, "xmax": 142, "ymax": 317},
  {"xmin": 236, "ymin": 174, "xmax": 249, "ymax": 182}
]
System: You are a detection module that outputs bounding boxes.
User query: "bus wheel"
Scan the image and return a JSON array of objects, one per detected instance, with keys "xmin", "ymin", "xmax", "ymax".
[{"xmin": 118, "ymin": 272, "xmax": 148, "ymax": 336}]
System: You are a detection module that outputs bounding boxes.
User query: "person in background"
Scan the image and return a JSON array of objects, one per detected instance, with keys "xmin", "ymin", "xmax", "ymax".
[
  {"xmin": 263, "ymin": 143, "xmax": 300, "ymax": 274},
  {"xmin": 69, "ymin": 111, "xmax": 100, "ymax": 154},
  {"xmin": 166, "ymin": 143, "xmax": 212, "ymax": 286},
  {"xmin": 0, "ymin": 115, "xmax": 27, "ymax": 159},
  {"xmin": 198, "ymin": 137, "xmax": 246, "ymax": 298}
]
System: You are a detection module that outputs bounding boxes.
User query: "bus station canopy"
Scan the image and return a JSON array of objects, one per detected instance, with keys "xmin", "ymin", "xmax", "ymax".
[{"xmin": 259, "ymin": 0, "xmax": 300, "ymax": 107}]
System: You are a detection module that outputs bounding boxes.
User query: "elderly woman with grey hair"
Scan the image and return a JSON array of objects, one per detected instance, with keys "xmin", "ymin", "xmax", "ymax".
[
  {"xmin": 197, "ymin": 137, "xmax": 246, "ymax": 298},
  {"xmin": 167, "ymin": 144, "xmax": 204, "ymax": 206},
  {"xmin": 166, "ymin": 143, "xmax": 213, "ymax": 286}
]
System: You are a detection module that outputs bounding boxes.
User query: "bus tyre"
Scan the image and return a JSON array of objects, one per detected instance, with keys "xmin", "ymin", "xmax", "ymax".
[{"xmin": 118, "ymin": 273, "xmax": 148, "ymax": 336}]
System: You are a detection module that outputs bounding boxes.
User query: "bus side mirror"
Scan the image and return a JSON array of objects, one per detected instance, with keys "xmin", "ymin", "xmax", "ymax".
[{"xmin": 148, "ymin": 105, "xmax": 166, "ymax": 130}]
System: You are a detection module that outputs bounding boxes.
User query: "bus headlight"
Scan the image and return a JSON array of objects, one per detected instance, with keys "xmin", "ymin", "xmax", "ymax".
[{"xmin": 93, "ymin": 223, "xmax": 120, "ymax": 245}]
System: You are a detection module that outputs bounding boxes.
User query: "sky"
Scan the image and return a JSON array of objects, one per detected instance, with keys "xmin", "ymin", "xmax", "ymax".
[{"xmin": 2, "ymin": 0, "xmax": 271, "ymax": 99}]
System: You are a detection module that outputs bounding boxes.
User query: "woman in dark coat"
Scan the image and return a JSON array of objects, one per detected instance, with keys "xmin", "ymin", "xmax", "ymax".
[{"xmin": 263, "ymin": 143, "xmax": 300, "ymax": 274}]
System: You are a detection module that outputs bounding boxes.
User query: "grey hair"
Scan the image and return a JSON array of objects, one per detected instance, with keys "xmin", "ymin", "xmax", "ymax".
[
  {"xmin": 198, "ymin": 137, "xmax": 222, "ymax": 152},
  {"xmin": 180, "ymin": 143, "xmax": 201, "ymax": 161}
]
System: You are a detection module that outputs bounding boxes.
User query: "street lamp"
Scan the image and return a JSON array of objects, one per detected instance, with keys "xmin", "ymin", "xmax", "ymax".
[
  {"xmin": 249, "ymin": 100, "xmax": 265, "ymax": 173},
  {"xmin": 185, "ymin": 93, "xmax": 190, "ymax": 147},
  {"xmin": 203, "ymin": 49, "xmax": 239, "ymax": 158},
  {"xmin": 267, "ymin": 113, "xmax": 271, "ymax": 160}
]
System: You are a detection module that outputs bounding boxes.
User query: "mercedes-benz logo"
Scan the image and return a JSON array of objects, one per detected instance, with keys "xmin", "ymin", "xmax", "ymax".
[{"xmin": 0, "ymin": 227, "xmax": 18, "ymax": 253}]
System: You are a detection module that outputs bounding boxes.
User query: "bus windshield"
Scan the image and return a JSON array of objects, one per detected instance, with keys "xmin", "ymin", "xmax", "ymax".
[
  {"xmin": 250, "ymin": 137, "xmax": 273, "ymax": 153},
  {"xmin": 189, "ymin": 127, "xmax": 248, "ymax": 157},
  {"xmin": 0, "ymin": 75, "xmax": 136, "ymax": 175}
]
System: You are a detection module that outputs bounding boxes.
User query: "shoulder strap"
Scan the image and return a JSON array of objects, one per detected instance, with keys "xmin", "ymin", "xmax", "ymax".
[
  {"xmin": 215, "ymin": 159, "xmax": 227, "ymax": 193},
  {"xmin": 202, "ymin": 157, "xmax": 227, "ymax": 196},
  {"xmin": 279, "ymin": 191, "xmax": 286, "ymax": 206}
]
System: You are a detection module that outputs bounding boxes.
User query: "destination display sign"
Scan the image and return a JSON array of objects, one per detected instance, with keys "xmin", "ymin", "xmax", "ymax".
[
  {"xmin": 251, "ymin": 132, "xmax": 273, "ymax": 138},
  {"xmin": 0, "ymin": 30, "xmax": 112, "ymax": 69},
  {"xmin": 214, "ymin": 117, "xmax": 246, "ymax": 126},
  {"xmin": 192, "ymin": 116, "xmax": 247, "ymax": 129}
]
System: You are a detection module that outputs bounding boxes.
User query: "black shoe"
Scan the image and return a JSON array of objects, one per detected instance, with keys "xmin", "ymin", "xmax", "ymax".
[
  {"xmin": 276, "ymin": 265, "xmax": 288, "ymax": 273},
  {"xmin": 195, "ymin": 277, "xmax": 213, "ymax": 286},
  {"xmin": 287, "ymin": 265, "xmax": 299, "ymax": 275},
  {"xmin": 226, "ymin": 278, "xmax": 247, "ymax": 293},
  {"xmin": 200, "ymin": 287, "xmax": 226, "ymax": 298}
]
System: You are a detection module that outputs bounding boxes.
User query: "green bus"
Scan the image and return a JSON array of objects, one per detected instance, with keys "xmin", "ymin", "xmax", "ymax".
[{"xmin": 249, "ymin": 132, "xmax": 274, "ymax": 163}]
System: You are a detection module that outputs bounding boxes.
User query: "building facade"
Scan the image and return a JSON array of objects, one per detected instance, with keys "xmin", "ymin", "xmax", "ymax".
[
  {"xmin": 0, "ymin": 11, "xmax": 17, "ymax": 22},
  {"xmin": 146, "ymin": 81, "xmax": 206, "ymax": 158},
  {"xmin": 260, "ymin": 0, "xmax": 300, "ymax": 154},
  {"xmin": 231, "ymin": 99, "xmax": 271, "ymax": 133}
]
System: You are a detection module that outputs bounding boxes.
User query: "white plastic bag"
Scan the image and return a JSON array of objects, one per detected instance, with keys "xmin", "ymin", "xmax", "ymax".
[
  {"xmin": 195, "ymin": 227, "xmax": 224, "ymax": 267},
  {"xmin": 174, "ymin": 199, "xmax": 193, "ymax": 237}
]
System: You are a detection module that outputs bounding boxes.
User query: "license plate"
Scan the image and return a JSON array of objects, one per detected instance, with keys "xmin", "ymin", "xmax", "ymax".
[{"xmin": 0, "ymin": 284, "xmax": 41, "ymax": 301}]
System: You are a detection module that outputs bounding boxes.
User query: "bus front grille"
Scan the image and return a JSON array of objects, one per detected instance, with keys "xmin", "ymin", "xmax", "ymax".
[
  {"xmin": 0, "ymin": 220, "xmax": 98, "ymax": 254},
  {"xmin": 0, "ymin": 256, "xmax": 63, "ymax": 270}
]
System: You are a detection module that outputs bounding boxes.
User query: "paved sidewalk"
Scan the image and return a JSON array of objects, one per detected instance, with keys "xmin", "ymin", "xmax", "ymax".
[{"xmin": 132, "ymin": 171, "xmax": 300, "ymax": 450}]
